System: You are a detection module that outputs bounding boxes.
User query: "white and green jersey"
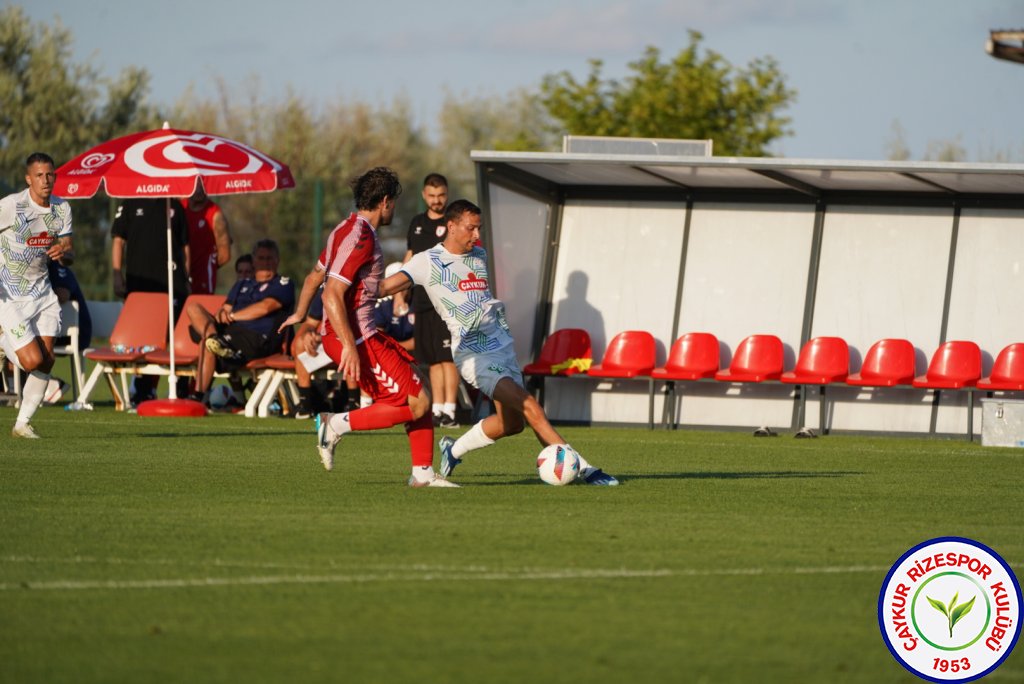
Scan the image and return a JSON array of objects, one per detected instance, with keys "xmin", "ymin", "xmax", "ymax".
[
  {"xmin": 0, "ymin": 189, "xmax": 72, "ymax": 301},
  {"xmin": 402, "ymin": 244, "xmax": 514, "ymax": 362}
]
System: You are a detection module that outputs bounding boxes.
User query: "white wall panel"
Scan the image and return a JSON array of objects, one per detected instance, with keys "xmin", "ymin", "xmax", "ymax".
[
  {"xmin": 813, "ymin": 206, "xmax": 954, "ymax": 432},
  {"xmin": 672, "ymin": 203, "xmax": 814, "ymax": 428},
  {"xmin": 546, "ymin": 200, "xmax": 686, "ymax": 423}
]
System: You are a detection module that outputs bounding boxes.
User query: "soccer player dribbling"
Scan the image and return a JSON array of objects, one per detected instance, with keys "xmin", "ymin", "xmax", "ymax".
[
  {"xmin": 280, "ymin": 167, "xmax": 455, "ymax": 487},
  {"xmin": 379, "ymin": 199, "xmax": 618, "ymax": 486}
]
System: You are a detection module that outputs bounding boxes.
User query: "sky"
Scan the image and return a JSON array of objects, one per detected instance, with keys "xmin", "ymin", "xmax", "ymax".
[{"xmin": 17, "ymin": 0, "xmax": 1024, "ymax": 161}]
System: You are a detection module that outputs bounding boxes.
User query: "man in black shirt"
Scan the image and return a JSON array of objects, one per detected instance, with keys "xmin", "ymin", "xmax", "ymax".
[
  {"xmin": 403, "ymin": 173, "xmax": 460, "ymax": 428},
  {"xmin": 111, "ymin": 197, "xmax": 190, "ymax": 402}
]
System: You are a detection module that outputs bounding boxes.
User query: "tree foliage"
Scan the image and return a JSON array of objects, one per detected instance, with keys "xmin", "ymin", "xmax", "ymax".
[
  {"xmin": 0, "ymin": 6, "xmax": 156, "ymax": 296},
  {"xmin": 539, "ymin": 31, "xmax": 796, "ymax": 156}
]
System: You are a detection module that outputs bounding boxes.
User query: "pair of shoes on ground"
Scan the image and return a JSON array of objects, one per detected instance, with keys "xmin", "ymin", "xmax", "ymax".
[
  {"xmin": 205, "ymin": 336, "xmax": 243, "ymax": 362},
  {"xmin": 753, "ymin": 426, "xmax": 817, "ymax": 438},
  {"xmin": 315, "ymin": 413, "xmax": 458, "ymax": 487},
  {"xmin": 439, "ymin": 435, "xmax": 619, "ymax": 485},
  {"xmin": 12, "ymin": 423, "xmax": 39, "ymax": 439}
]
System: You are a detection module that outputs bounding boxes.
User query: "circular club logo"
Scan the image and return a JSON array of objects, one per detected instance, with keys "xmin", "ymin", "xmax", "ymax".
[{"xmin": 879, "ymin": 537, "xmax": 1021, "ymax": 682}]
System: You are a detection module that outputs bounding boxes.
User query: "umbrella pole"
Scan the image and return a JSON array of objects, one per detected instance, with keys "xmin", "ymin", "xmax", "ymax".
[{"xmin": 166, "ymin": 197, "xmax": 178, "ymax": 399}]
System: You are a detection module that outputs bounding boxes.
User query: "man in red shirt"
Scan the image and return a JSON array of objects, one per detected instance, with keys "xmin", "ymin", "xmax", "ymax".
[
  {"xmin": 282, "ymin": 167, "xmax": 455, "ymax": 487},
  {"xmin": 183, "ymin": 186, "xmax": 232, "ymax": 294}
]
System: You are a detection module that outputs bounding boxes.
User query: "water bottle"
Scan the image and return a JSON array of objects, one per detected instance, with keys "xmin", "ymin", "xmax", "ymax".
[{"xmin": 64, "ymin": 401, "xmax": 94, "ymax": 411}]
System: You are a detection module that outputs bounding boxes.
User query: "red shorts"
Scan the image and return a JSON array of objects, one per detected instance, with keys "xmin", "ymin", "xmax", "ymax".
[{"xmin": 322, "ymin": 331, "xmax": 422, "ymax": 407}]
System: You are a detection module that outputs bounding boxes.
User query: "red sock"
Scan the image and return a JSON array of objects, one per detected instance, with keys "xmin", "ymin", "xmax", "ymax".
[
  {"xmin": 348, "ymin": 403, "xmax": 414, "ymax": 431},
  {"xmin": 405, "ymin": 413, "xmax": 434, "ymax": 468}
]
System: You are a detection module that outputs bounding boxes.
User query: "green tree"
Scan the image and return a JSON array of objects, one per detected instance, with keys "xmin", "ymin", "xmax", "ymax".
[
  {"xmin": 0, "ymin": 6, "xmax": 156, "ymax": 297},
  {"xmin": 539, "ymin": 31, "xmax": 796, "ymax": 156}
]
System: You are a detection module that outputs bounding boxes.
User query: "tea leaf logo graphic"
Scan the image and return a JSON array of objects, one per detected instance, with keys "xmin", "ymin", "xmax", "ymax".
[{"xmin": 927, "ymin": 591, "xmax": 976, "ymax": 638}]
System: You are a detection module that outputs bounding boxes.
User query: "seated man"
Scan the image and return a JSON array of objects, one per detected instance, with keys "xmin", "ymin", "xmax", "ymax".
[
  {"xmin": 292, "ymin": 286, "xmax": 327, "ymax": 419},
  {"xmin": 185, "ymin": 239, "xmax": 294, "ymax": 406}
]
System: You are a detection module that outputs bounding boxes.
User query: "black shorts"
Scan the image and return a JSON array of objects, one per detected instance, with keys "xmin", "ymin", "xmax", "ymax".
[
  {"xmin": 190, "ymin": 322, "xmax": 278, "ymax": 368},
  {"xmin": 413, "ymin": 307, "xmax": 453, "ymax": 365}
]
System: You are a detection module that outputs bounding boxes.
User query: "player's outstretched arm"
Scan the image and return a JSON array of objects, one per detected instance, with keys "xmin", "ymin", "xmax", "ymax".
[
  {"xmin": 378, "ymin": 271, "xmax": 413, "ymax": 298},
  {"xmin": 279, "ymin": 265, "xmax": 323, "ymax": 332}
]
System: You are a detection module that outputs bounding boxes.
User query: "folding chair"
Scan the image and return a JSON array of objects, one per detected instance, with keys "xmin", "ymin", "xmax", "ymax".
[
  {"xmin": 523, "ymin": 328, "xmax": 592, "ymax": 404},
  {"xmin": 587, "ymin": 330, "xmax": 657, "ymax": 428},
  {"xmin": 912, "ymin": 340, "xmax": 982, "ymax": 441},
  {"xmin": 650, "ymin": 332, "xmax": 720, "ymax": 429},
  {"xmin": 78, "ymin": 292, "xmax": 170, "ymax": 410}
]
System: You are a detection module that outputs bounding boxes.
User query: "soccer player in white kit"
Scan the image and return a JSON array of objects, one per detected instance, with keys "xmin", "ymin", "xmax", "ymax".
[
  {"xmin": 0, "ymin": 153, "xmax": 74, "ymax": 438},
  {"xmin": 380, "ymin": 199, "xmax": 618, "ymax": 486}
]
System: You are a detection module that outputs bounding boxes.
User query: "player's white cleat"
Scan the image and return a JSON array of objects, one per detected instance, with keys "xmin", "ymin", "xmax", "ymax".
[
  {"xmin": 315, "ymin": 412, "xmax": 341, "ymax": 471},
  {"xmin": 407, "ymin": 472, "xmax": 461, "ymax": 488},
  {"xmin": 11, "ymin": 423, "xmax": 40, "ymax": 439},
  {"xmin": 580, "ymin": 467, "xmax": 619, "ymax": 486}
]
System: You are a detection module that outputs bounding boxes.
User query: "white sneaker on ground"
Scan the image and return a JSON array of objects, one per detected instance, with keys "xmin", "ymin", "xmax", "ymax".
[
  {"xmin": 407, "ymin": 473, "xmax": 461, "ymax": 488},
  {"xmin": 315, "ymin": 412, "xmax": 341, "ymax": 471},
  {"xmin": 12, "ymin": 423, "xmax": 40, "ymax": 439}
]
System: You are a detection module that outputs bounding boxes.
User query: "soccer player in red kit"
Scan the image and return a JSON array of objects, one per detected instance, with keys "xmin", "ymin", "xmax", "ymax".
[{"xmin": 281, "ymin": 167, "xmax": 455, "ymax": 487}]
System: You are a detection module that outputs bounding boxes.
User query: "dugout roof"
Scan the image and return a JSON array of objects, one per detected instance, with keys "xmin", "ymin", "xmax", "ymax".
[{"xmin": 470, "ymin": 151, "xmax": 1024, "ymax": 202}]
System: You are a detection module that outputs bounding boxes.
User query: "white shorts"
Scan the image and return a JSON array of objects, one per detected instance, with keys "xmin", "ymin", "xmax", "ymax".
[
  {"xmin": 0, "ymin": 294, "xmax": 61, "ymax": 369},
  {"xmin": 456, "ymin": 345, "xmax": 523, "ymax": 398}
]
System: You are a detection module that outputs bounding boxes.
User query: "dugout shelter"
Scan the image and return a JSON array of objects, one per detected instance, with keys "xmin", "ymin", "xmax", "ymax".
[{"xmin": 471, "ymin": 139, "xmax": 1024, "ymax": 436}]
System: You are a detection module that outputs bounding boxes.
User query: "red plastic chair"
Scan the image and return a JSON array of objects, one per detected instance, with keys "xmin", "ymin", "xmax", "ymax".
[
  {"xmin": 912, "ymin": 340, "xmax": 982, "ymax": 441},
  {"xmin": 977, "ymin": 343, "xmax": 1024, "ymax": 391},
  {"xmin": 523, "ymin": 328, "xmax": 592, "ymax": 376},
  {"xmin": 79, "ymin": 292, "xmax": 170, "ymax": 410},
  {"xmin": 650, "ymin": 333, "xmax": 719, "ymax": 429},
  {"xmin": 587, "ymin": 331, "xmax": 657, "ymax": 429},
  {"xmin": 714, "ymin": 334, "xmax": 784, "ymax": 383},
  {"xmin": 780, "ymin": 336, "xmax": 849, "ymax": 434},
  {"xmin": 144, "ymin": 295, "xmax": 226, "ymax": 368},
  {"xmin": 523, "ymin": 328, "xmax": 592, "ymax": 407},
  {"xmin": 846, "ymin": 339, "xmax": 915, "ymax": 387},
  {"xmin": 587, "ymin": 331, "xmax": 657, "ymax": 379}
]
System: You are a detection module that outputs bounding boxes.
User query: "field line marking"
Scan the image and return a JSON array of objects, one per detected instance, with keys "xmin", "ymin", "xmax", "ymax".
[{"xmin": 0, "ymin": 564, "xmax": 895, "ymax": 592}]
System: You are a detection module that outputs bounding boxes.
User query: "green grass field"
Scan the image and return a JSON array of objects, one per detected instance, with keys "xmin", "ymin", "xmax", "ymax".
[{"xmin": 1, "ymin": 404, "xmax": 1022, "ymax": 684}]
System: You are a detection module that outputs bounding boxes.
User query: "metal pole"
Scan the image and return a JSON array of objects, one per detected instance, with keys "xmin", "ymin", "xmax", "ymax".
[{"xmin": 166, "ymin": 197, "xmax": 177, "ymax": 399}]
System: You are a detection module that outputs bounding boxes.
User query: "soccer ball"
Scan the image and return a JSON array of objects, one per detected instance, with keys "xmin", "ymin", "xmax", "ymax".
[
  {"xmin": 207, "ymin": 384, "xmax": 233, "ymax": 408},
  {"xmin": 536, "ymin": 444, "xmax": 581, "ymax": 486}
]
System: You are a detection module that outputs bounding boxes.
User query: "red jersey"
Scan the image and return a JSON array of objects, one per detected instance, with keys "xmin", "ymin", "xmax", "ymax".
[
  {"xmin": 183, "ymin": 199, "xmax": 223, "ymax": 294},
  {"xmin": 319, "ymin": 212, "xmax": 383, "ymax": 343}
]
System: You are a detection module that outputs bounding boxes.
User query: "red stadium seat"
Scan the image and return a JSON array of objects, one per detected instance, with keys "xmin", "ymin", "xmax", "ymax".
[
  {"xmin": 650, "ymin": 333, "xmax": 720, "ymax": 429},
  {"xmin": 523, "ymin": 328, "xmax": 592, "ymax": 407},
  {"xmin": 845, "ymin": 339, "xmax": 915, "ymax": 387},
  {"xmin": 587, "ymin": 330, "xmax": 656, "ymax": 379},
  {"xmin": 780, "ymin": 336, "xmax": 849, "ymax": 434},
  {"xmin": 977, "ymin": 343, "xmax": 1024, "ymax": 391},
  {"xmin": 912, "ymin": 340, "xmax": 982, "ymax": 441},
  {"xmin": 587, "ymin": 330, "xmax": 657, "ymax": 430},
  {"xmin": 523, "ymin": 328, "xmax": 592, "ymax": 376},
  {"xmin": 714, "ymin": 334, "xmax": 784, "ymax": 383}
]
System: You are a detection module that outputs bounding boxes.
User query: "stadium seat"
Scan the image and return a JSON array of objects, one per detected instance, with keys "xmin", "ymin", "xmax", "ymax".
[
  {"xmin": 523, "ymin": 328, "xmax": 592, "ymax": 376},
  {"xmin": 650, "ymin": 332, "xmax": 720, "ymax": 429},
  {"xmin": 523, "ymin": 328, "xmax": 592, "ymax": 405},
  {"xmin": 587, "ymin": 330, "xmax": 657, "ymax": 429},
  {"xmin": 845, "ymin": 338, "xmax": 916, "ymax": 387},
  {"xmin": 780, "ymin": 336, "xmax": 849, "ymax": 435},
  {"xmin": 78, "ymin": 292, "xmax": 170, "ymax": 411},
  {"xmin": 714, "ymin": 334, "xmax": 784, "ymax": 383},
  {"xmin": 977, "ymin": 343, "xmax": 1024, "ymax": 391},
  {"xmin": 912, "ymin": 340, "xmax": 982, "ymax": 441}
]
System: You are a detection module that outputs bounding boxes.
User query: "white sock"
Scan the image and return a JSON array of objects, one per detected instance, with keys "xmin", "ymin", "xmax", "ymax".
[
  {"xmin": 571, "ymin": 446, "xmax": 593, "ymax": 472},
  {"xmin": 328, "ymin": 412, "xmax": 353, "ymax": 436},
  {"xmin": 359, "ymin": 394, "xmax": 372, "ymax": 408},
  {"xmin": 410, "ymin": 465, "xmax": 435, "ymax": 483},
  {"xmin": 17, "ymin": 371, "xmax": 49, "ymax": 426},
  {"xmin": 432, "ymin": 403, "xmax": 442, "ymax": 417},
  {"xmin": 452, "ymin": 420, "xmax": 496, "ymax": 459},
  {"xmin": 442, "ymin": 402, "xmax": 457, "ymax": 419}
]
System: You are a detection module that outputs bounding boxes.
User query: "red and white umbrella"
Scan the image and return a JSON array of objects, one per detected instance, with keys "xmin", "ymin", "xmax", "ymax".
[{"xmin": 53, "ymin": 124, "xmax": 294, "ymax": 406}]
